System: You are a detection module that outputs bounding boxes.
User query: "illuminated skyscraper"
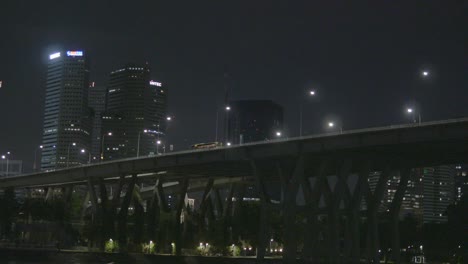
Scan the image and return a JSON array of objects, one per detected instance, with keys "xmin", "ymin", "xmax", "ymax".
[
  {"xmin": 40, "ymin": 50, "xmax": 92, "ymax": 170},
  {"xmin": 102, "ymin": 64, "xmax": 167, "ymax": 160}
]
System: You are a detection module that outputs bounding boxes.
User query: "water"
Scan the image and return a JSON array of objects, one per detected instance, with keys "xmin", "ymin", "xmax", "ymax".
[{"xmin": 0, "ymin": 250, "xmax": 281, "ymax": 264}]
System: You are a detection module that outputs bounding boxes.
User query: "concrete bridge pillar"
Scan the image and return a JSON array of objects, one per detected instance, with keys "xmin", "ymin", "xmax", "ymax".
[
  {"xmin": 390, "ymin": 167, "xmax": 411, "ymax": 264},
  {"xmin": 175, "ymin": 178, "xmax": 189, "ymax": 256},
  {"xmin": 117, "ymin": 173, "xmax": 137, "ymax": 251},
  {"xmin": 365, "ymin": 165, "xmax": 391, "ymax": 263},
  {"xmin": 282, "ymin": 156, "xmax": 304, "ymax": 264}
]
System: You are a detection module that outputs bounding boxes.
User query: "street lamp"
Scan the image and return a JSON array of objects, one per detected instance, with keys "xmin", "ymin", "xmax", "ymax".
[
  {"xmin": 299, "ymin": 89, "xmax": 316, "ymax": 137},
  {"xmin": 276, "ymin": 131, "xmax": 282, "ymax": 137},
  {"xmin": 1, "ymin": 152, "xmax": 11, "ymax": 177},
  {"xmin": 226, "ymin": 142, "xmax": 232, "ymax": 146},
  {"xmin": 33, "ymin": 145, "xmax": 43, "ymax": 171},
  {"xmin": 225, "ymin": 106, "xmax": 231, "ymax": 111},
  {"xmin": 156, "ymin": 140, "xmax": 166, "ymax": 155},
  {"xmin": 101, "ymin": 132, "xmax": 113, "ymax": 161},
  {"xmin": 406, "ymin": 107, "xmax": 421, "ymax": 124},
  {"xmin": 80, "ymin": 148, "xmax": 91, "ymax": 164},
  {"xmin": 67, "ymin": 142, "xmax": 77, "ymax": 168},
  {"xmin": 327, "ymin": 121, "xmax": 342, "ymax": 133},
  {"xmin": 422, "ymin": 71, "xmax": 429, "ymax": 77},
  {"xmin": 137, "ymin": 129, "xmax": 148, "ymax": 157}
]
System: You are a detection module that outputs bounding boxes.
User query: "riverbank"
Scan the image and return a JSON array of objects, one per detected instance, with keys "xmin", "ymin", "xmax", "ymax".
[{"xmin": 0, "ymin": 248, "xmax": 286, "ymax": 264}]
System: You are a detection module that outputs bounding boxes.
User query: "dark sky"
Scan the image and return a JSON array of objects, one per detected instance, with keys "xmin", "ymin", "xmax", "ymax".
[{"xmin": 0, "ymin": 1, "xmax": 467, "ymax": 172}]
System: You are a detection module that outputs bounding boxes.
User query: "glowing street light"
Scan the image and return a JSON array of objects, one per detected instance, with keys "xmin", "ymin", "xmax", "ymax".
[
  {"xmin": 1, "ymin": 152, "xmax": 11, "ymax": 177},
  {"xmin": 101, "ymin": 132, "xmax": 113, "ymax": 161},
  {"xmin": 276, "ymin": 131, "xmax": 282, "ymax": 137},
  {"xmin": 67, "ymin": 142, "xmax": 78, "ymax": 167},
  {"xmin": 166, "ymin": 116, "xmax": 172, "ymax": 121},
  {"xmin": 406, "ymin": 107, "xmax": 421, "ymax": 124},
  {"xmin": 422, "ymin": 71, "xmax": 429, "ymax": 77},
  {"xmin": 300, "ymin": 89, "xmax": 317, "ymax": 137},
  {"xmin": 226, "ymin": 142, "xmax": 232, "ymax": 146},
  {"xmin": 137, "ymin": 130, "xmax": 149, "ymax": 157},
  {"xmin": 225, "ymin": 106, "xmax": 231, "ymax": 111},
  {"xmin": 33, "ymin": 145, "xmax": 43, "ymax": 171},
  {"xmin": 327, "ymin": 121, "xmax": 343, "ymax": 133}
]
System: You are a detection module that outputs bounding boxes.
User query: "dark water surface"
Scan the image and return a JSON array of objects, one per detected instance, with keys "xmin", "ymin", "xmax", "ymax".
[{"xmin": 0, "ymin": 250, "xmax": 283, "ymax": 264}]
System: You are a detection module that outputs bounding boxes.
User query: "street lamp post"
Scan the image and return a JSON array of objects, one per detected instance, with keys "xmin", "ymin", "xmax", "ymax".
[
  {"xmin": 33, "ymin": 145, "xmax": 43, "ymax": 171},
  {"xmin": 137, "ymin": 130, "xmax": 148, "ymax": 157},
  {"xmin": 406, "ymin": 108, "xmax": 421, "ymax": 124},
  {"xmin": 1, "ymin": 152, "xmax": 11, "ymax": 177},
  {"xmin": 299, "ymin": 90, "xmax": 316, "ymax": 137},
  {"xmin": 67, "ymin": 142, "xmax": 77, "ymax": 168},
  {"xmin": 328, "ymin": 121, "xmax": 343, "ymax": 133},
  {"xmin": 80, "ymin": 148, "xmax": 91, "ymax": 164},
  {"xmin": 224, "ymin": 105, "xmax": 231, "ymax": 145},
  {"xmin": 156, "ymin": 140, "xmax": 165, "ymax": 154},
  {"xmin": 101, "ymin": 132, "xmax": 113, "ymax": 161}
]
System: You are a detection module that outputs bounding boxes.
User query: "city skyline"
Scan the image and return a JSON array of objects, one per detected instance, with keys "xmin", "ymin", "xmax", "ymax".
[{"xmin": 0, "ymin": 1, "xmax": 467, "ymax": 172}]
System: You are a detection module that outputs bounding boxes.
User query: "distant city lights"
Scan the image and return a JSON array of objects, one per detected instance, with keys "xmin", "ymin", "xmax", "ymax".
[{"xmin": 49, "ymin": 52, "xmax": 61, "ymax": 60}]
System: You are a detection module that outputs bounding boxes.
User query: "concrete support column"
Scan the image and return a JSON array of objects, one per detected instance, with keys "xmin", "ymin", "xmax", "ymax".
[
  {"xmin": 98, "ymin": 178, "xmax": 111, "ymax": 248},
  {"xmin": 223, "ymin": 183, "xmax": 235, "ymax": 248},
  {"xmin": 147, "ymin": 179, "xmax": 161, "ymax": 243},
  {"xmin": 283, "ymin": 156, "xmax": 304, "ymax": 264},
  {"xmin": 251, "ymin": 160, "xmax": 271, "ymax": 261},
  {"xmin": 390, "ymin": 167, "xmax": 411, "ymax": 264},
  {"xmin": 199, "ymin": 178, "xmax": 214, "ymax": 232},
  {"xmin": 366, "ymin": 165, "xmax": 391, "ymax": 263},
  {"xmin": 118, "ymin": 174, "xmax": 137, "ymax": 251},
  {"xmin": 326, "ymin": 159, "xmax": 352, "ymax": 264},
  {"xmin": 175, "ymin": 178, "xmax": 189, "ymax": 256},
  {"xmin": 301, "ymin": 159, "xmax": 329, "ymax": 262},
  {"xmin": 344, "ymin": 161, "xmax": 371, "ymax": 263}
]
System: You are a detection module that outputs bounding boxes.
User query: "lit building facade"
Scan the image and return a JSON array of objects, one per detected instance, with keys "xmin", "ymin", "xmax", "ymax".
[
  {"xmin": 226, "ymin": 100, "xmax": 283, "ymax": 145},
  {"xmin": 366, "ymin": 166, "xmax": 454, "ymax": 224},
  {"xmin": 102, "ymin": 64, "xmax": 167, "ymax": 160},
  {"xmin": 41, "ymin": 50, "xmax": 92, "ymax": 170},
  {"xmin": 454, "ymin": 164, "xmax": 467, "ymax": 203},
  {"xmin": 421, "ymin": 166, "xmax": 455, "ymax": 223}
]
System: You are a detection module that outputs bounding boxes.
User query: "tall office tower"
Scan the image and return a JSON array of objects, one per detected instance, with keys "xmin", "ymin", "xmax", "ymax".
[
  {"xmin": 41, "ymin": 50, "xmax": 92, "ymax": 170},
  {"xmin": 88, "ymin": 82, "xmax": 107, "ymax": 162},
  {"xmin": 454, "ymin": 164, "xmax": 467, "ymax": 203},
  {"xmin": 102, "ymin": 64, "xmax": 167, "ymax": 160},
  {"xmin": 422, "ymin": 166, "xmax": 455, "ymax": 223},
  {"xmin": 226, "ymin": 100, "xmax": 283, "ymax": 145},
  {"xmin": 366, "ymin": 169, "xmax": 424, "ymax": 221}
]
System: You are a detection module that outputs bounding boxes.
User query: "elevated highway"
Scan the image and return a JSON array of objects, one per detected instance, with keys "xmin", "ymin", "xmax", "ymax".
[{"xmin": 1, "ymin": 118, "xmax": 467, "ymax": 263}]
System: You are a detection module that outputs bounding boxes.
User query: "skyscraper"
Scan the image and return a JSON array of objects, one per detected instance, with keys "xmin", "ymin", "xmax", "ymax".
[
  {"xmin": 454, "ymin": 164, "xmax": 467, "ymax": 203},
  {"xmin": 88, "ymin": 82, "xmax": 106, "ymax": 162},
  {"xmin": 101, "ymin": 64, "xmax": 167, "ymax": 160},
  {"xmin": 41, "ymin": 50, "xmax": 92, "ymax": 170},
  {"xmin": 226, "ymin": 100, "xmax": 283, "ymax": 145},
  {"xmin": 422, "ymin": 166, "xmax": 455, "ymax": 223}
]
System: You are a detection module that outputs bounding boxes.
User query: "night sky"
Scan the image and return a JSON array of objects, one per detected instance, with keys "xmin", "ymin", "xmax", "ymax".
[{"xmin": 0, "ymin": 1, "xmax": 466, "ymax": 172}]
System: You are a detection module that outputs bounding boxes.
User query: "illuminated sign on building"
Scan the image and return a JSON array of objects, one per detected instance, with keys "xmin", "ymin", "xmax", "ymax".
[
  {"xmin": 49, "ymin": 52, "xmax": 61, "ymax": 60},
  {"xmin": 66, "ymin": 51, "xmax": 83, "ymax": 57},
  {"xmin": 150, "ymin": 80, "xmax": 162, "ymax": 87}
]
